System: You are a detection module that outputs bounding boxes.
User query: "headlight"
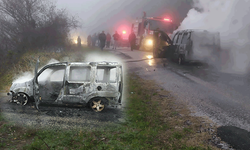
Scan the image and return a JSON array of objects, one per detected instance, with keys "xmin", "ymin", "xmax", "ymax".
[
  {"xmin": 146, "ymin": 55, "xmax": 153, "ymax": 59},
  {"xmin": 147, "ymin": 39, "xmax": 153, "ymax": 45}
]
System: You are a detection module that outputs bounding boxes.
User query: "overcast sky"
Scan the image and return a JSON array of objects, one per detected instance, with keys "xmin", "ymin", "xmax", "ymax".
[{"xmin": 55, "ymin": 0, "xmax": 193, "ymax": 38}]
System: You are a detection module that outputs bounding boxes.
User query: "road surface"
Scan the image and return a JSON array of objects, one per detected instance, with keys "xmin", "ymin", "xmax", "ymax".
[{"xmin": 109, "ymin": 47, "xmax": 250, "ymax": 132}]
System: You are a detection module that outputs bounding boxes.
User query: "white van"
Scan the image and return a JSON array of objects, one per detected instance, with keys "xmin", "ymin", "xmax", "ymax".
[{"xmin": 171, "ymin": 29, "xmax": 221, "ymax": 65}]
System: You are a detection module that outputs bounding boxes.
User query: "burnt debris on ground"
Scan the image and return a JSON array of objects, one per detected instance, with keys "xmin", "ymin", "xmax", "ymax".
[{"xmin": 0, "ymin": 96, "xmax": 125, "ymax": 129}]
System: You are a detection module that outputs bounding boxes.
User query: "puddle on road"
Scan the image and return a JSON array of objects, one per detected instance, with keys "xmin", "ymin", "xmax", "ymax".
[{"xmin": 217, "ymin": 126, "xmax": 250, "ymax": 150}]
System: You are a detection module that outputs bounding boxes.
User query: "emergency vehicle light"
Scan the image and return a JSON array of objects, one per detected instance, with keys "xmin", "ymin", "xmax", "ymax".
[{"xmin": 164, "ymin": 18, "xmax": 172, "ymax": 22}]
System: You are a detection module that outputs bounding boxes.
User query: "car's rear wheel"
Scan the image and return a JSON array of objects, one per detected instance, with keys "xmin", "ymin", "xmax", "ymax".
[
  {"xmin": 16, "ymin": 93, "xmax": 29, "ymax": 106},
  {"xmin": 89, "ymin": 98, "xmax": 107, "ymax": 112}
]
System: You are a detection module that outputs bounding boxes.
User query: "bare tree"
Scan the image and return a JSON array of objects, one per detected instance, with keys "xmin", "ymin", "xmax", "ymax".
[
  {"xmin": 0, "ymin": 0, "xmax": 79, "ymax": 76},
  {"xmin": 0, "ymin": 0, "xmax": 79, "ymax": 51}
]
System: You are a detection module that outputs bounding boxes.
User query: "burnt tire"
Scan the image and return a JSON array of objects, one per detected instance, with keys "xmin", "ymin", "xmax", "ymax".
[
  {"xmin": 16, "ymin": 93, "xmax": 29, "ymax": 106},
  {"xmin": 89, "ymin": 97, "xmax": 107, "ymax": 112}
]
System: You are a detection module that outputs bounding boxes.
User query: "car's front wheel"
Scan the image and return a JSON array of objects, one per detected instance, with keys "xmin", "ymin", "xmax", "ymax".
[
  {"xmin": 16, "ymin": 93, "xmax": 29, "ymax": 106},
  {"xmin": 89, "ymin": 97, "xmax": 107, "ymax": 112}
]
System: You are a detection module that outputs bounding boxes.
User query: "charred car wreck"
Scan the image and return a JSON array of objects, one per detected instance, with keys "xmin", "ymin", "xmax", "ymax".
[{"xmin": 8, "ymin": 60, "xmax": 123, "ymax": 112}]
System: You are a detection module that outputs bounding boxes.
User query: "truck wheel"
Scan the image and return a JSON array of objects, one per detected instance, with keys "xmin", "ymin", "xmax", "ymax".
[{"xmin": 89, "ymin": 98, "xmax": 107, "ymax": 112}]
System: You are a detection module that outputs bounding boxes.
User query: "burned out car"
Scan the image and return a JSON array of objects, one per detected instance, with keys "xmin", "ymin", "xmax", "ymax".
[{"xmin": 8, "ymin": 60, "xmax": 123, "ymax": 112}]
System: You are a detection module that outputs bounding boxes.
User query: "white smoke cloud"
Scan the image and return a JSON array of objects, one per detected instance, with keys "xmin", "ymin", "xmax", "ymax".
[
  {"xmin": 46, "ymin": 58, "xmax": 60, "ymax": 65},
  {"xmin": 13, "ymin": 72, "xmax": 34, "ymax": 83},
  {"xmin": 12, "ymin": 59, "xmax": 60, "ymax": 83},
  {"xmin": 178, "ymin": 0, "xmax": 250, "ymax": 74},
  {"xmin": 84, "ymin": 52, "xmax": 124, "ymax": 64}
]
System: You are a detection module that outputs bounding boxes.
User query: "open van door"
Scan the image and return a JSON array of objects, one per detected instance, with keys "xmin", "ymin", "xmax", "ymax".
[
  {"xmin": 33, "ymin": 62, "xmax": 68, "ymax": 110},
  {"xmin": 33, "ymin": 58, "xmax": 40, "ymax": 110},
  {"xmin": 118, "ymin": 65, "xmax": 123, "ymax": 103},
  {"xmin": 152, "ymin": 30, "xmax": 174, "ymax": 58}
]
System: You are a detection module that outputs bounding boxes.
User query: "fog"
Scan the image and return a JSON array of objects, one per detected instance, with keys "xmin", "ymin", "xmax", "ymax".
[
  {"xmin": 55, "ymin": 0, "xmax": 192, "ymax": 40},
  {"xmin": 84, "ymin": 52, "xmax": 123, "ymax": 64},
  {"xmin": 178, "ymin": 0, "xmax": 250, "ymax": 74}
]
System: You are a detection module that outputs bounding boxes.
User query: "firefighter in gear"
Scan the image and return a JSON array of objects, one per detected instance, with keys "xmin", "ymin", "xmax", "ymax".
[
  {"xmin": 129, "ymin": 31, "xmax": 136, "ymax": 51},
  {"xmin": 106, "ymin": 33, "xmax": 111, "ymax": 48},
  {"xmin": 77, "ymin": 36, "xmax": 81, "ymax": 47},
  {"xmin": 92, "ymin": 33, "xmax": 97, "ymax": 47},
  {"xmin": 87, "ymin": 35, "xmax": 92, "ymax": 47},
  {"xmin": 99, "ymin": 31, "xmax": 106, "ymax": 50},
  {"xmin": 152, "ymin": 28, "xmax": 161, "ymax": 58}
]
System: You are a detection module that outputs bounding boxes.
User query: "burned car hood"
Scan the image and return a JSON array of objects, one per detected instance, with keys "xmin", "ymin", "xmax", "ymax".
[{"xmin": 10, "ymin": 79, "xmax": 34, "ymax": 96}]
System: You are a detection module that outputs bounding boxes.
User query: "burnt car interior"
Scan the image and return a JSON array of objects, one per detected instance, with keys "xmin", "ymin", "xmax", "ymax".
[
  {"xmin": 66, "ymin": 66, "xmax": 91, "ymax": 95},
  {"xmin": 96, "ymin": 66, "xmax": 117, "ymax": 83},
  {"xmin": 38, "ymin": 65, "xmax": 66, "ymax": 101}
]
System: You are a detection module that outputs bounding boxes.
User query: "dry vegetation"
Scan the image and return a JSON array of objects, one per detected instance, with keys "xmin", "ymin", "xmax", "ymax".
[{"xmin": 129, "ymin": 75, "xmax": 222, "ymax": 149}]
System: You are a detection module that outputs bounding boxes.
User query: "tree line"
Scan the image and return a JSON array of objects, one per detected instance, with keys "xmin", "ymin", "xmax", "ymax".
[{"xmin": 0, "ymin": 0, "xmax": 79, "ymax": 75}]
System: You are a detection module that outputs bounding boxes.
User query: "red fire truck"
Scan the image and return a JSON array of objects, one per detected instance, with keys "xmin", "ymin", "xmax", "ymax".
[
  {"xmin": 131, "ymin": 12, "xmax": 177, "ymax": 51},
  {"xmin": 119, "ymin": 30, "xmax": 129, "ymax": 47}
]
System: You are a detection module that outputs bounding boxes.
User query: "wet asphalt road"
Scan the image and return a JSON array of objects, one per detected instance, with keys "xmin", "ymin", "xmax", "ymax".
[{"xmin": 109, "ymin": 47, "xmax": 250, "ymax": 132}]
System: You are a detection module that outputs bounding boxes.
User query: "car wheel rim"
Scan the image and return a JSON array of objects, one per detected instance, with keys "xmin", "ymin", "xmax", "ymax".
[
  {"xmin": 91, "ymin": 99, "xmax": 105, "ymax": 112},
  {"xmin": 17, "ymin": 93, "xmax": 28, "ymax": 106}
]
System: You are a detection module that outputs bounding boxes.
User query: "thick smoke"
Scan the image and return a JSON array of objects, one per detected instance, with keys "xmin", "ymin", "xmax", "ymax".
[{"xmin": 178, "ymin": 0, "xmax": 250, "ymax": 74}]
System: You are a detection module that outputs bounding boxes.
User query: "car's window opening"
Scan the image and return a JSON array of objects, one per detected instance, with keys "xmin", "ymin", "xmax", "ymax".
[
  {"xmin": 172, "ymin": 33, "xmax": 178, "ymax": 44},
  {"xmin": 149, "ymin": 20, "xmax": 174, "ymax": 33},
  {"xmin": 176, "ymin": 33, "xmax": 183, "ymax": 44},
  {"xmin": 38, "ymin": 66, "xmax": 65, "ymax": 83},
  {"xmin": 96, "ymin": 66, "xmax": 116, "ymax": 83},
  {"xmin": 181, "ymin": 33, "xmax": 190, "ymax": 44},
  {"xmin": 69, "ymin": 66, "xmax": 91, "ymax": 82}
]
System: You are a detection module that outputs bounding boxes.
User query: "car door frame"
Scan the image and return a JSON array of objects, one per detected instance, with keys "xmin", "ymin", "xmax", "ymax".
[
  {"xmin": 179, "ymin": 31, "xmax": 191, "ymax": 58},
  {"xmin": 33, "ymin": 62, "xmax": 68, "ymax": 109},
  {"xmin": 173, "ymin": 31, "xmax": 184, "ymax": 58}
]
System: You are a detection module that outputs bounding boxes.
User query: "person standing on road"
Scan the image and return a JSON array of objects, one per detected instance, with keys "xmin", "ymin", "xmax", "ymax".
[
  {"xmin": 106, "ymin": 33, "xmax": 111, "ymax": 48},
  {"xmin": 112, "ymin": 31, "xmax": 120, "ymax": 49},
  {"xmin": 91, "ymin": 33, "xmax": 96, "ymax": 47},
  {"xmin": 99, "ymin": 31, "xmax": 106, "ymax": 50},
  {"xmin": 87, "ymin": 35, "xmax": 92, "ymax": 47},
  {"xmin": 77, "ymin": 36, "xmax": 81, "ymax": 47},
  {"xmin": 98, "ymin": 32, "xmax": 102, "ymax": 47},
  {"xmin": 129, "ymin": 31, "xmax": 136, "ymax": 51}
]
